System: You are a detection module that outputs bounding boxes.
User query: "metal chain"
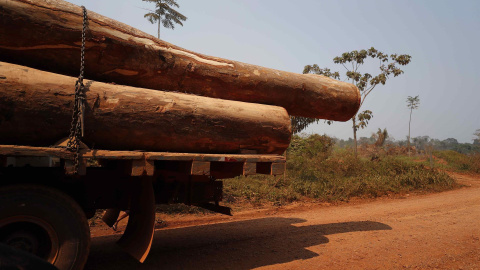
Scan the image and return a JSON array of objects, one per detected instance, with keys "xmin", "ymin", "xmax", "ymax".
[{"xmin": 67, "ymin": 6, "xmax": 88, "ymax": 174}]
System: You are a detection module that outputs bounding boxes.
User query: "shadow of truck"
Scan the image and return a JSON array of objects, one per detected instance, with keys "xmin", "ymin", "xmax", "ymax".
[{"xmin": 85, "ymin": 217, "xmax": 392, "ymax": 270}]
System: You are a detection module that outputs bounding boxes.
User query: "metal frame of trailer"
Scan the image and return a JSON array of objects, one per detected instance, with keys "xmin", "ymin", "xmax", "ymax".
[{"xmin": 0, "ymin": 143, "xmax": 286, "ymax": 267}]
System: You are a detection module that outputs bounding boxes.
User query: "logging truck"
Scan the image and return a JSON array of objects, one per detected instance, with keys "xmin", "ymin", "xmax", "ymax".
[
  {"xmin": 0, "ymin": 62, "xmax": 291, "ymax": 270},
  {"xmin": 0, "ymin": 1, "xmax": 360, "ymax": 269}
]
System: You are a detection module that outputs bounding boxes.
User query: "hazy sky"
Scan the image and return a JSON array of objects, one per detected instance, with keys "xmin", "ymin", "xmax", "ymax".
[{"xmin": 68, "ymin": 0, "xmax": 480, "ymax": 143}]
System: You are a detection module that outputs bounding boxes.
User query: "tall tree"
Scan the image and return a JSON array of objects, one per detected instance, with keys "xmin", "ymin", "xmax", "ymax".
[
  {"xmin": 300, "ymin": 48, "xmax": 412, "ymax": 155},
  {"xmin": 142, "ymin": 0, "xmax": 187, "ymax": 39},
  {"xmin": 406, "ymin": 95, "xmax": 420, "ymax": 153}
]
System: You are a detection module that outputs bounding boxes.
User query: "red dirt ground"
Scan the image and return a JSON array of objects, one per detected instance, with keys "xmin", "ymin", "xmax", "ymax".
[{"xmin": 86, "ymin": 172, "xmax": 480, "ymax": 269}]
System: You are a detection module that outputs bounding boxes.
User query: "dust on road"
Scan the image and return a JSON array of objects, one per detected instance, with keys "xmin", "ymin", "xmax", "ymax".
[{"xmin": 85, "ymin": 173, "xmax": 480, "ymax": 269}]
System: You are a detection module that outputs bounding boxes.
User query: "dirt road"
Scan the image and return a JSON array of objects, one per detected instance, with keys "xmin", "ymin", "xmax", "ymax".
[{"xmin": 85, "ymin": 173, "xmax": 480, "ymax": 269}]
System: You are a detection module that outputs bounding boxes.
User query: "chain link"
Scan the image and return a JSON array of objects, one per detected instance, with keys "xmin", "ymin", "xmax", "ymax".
[{"xmin": 67, "ymin": 6, "xmax": 88, "ymax": 174}]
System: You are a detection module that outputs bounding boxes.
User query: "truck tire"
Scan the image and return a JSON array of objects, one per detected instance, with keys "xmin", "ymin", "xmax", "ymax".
[{"xmin": 0, "ymin": 184, "xmax": 91, "ymax": 270}]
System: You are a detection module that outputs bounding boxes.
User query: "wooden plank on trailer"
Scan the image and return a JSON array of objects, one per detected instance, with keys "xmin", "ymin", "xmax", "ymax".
[
  {"xmin": 145, "ymin": 152, "xmax": 285, "ymax": 163},
  {"xmin": 0, "ymin": 145, "xmax": 73, "ymax": 159},
  {"xmin": 84, "ymin": 150, "xmax": 144, "ymax": 160},
  {"xmin": 243, "ymin": 162, "xmax": 256, "ymax": 175},
  {"xmin": 0, "ymin": 146, "xmax": 286, "ymax": 178},
  {"xmin": 131, "ymin": 159, "xmax": 155, "ymax": 176},
  {"xmin": 131, "ymin": 159, "xmax": 144, "ymax": 177},
  {"xmin": 271, "ymin": 162, "xmax": 286, "ymax": 175},
  {"xmin": 0, "ymin": 145, "xmax": 148, "ymax": 161},
  {"xmin": 145, "ymin": 160, "xmax": 155, "ymax": 176},
  {"xmin": 191, "ymin": 161, "xmax": 210, "ymax": 176}
]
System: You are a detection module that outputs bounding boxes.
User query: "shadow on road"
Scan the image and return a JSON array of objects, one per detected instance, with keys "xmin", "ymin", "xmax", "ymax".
[{"xmin": 85, "ymin": 218, "xmax": 391, "ymax": 270}]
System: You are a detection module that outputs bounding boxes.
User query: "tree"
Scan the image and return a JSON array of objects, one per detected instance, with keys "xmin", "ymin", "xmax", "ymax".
[
  {"xmin": 412, "ymin": 136, "xmax": 431, "ymax": 151},
  {"xmin": 373, "ymin": 128, "xmax": 388, "ymax": 147},
  {"xmin": 142, "ymin": 0, "xmax": 187, "ymax": 39},
  {"xmin": 474, "ymin": 129, "xmax": 480, "ymax": 145},
  {"xmin": 301, "ymin": 48, "xmax": 412, "ymax": 155},
  {"xmin": 406, "ymin": 95, "xmax": 420, "ymax": 153}
]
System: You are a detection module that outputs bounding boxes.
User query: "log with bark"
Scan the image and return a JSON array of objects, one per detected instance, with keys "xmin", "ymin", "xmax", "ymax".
[
  {"xmin": 0, "ymin": 0, "xmax": 360, "ymax": 120},
  {"xmin": 0, "ymin": 62, "xmax": 291, "ymax": 154}
]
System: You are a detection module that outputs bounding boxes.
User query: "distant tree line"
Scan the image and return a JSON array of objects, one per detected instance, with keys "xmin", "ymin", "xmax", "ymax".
[
  {"xmin": 332, "ymin": 135, "xmax": 480, "ymax": 154},
  {"xmin": 474, "ymin": 129, "xmax": 480, "ymax": 146}
]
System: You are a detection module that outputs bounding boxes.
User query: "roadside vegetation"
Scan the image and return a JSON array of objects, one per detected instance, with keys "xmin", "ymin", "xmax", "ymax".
[
  {"xmin": 419, "ymin": 150, "xmax": 480, "ymax": 174},
  {"xmin": 92, "ymin": 134, "xmax": 478, "ymax": 223},
  {"xmin": 223, "ymin": 134, "xmax": 459, "ymax": 207}
]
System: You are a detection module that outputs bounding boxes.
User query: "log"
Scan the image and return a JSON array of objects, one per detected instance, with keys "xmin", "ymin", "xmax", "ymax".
[
  {"xmin": 0, "ymin": 61, "xmax": 291, "ymax": 154},
  {"xmin": 0, "ymin": 0, "xmax": 360, "ymax": 120}
]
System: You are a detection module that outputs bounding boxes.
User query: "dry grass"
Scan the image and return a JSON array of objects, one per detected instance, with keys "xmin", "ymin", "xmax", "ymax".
[
  {"xmin": 430, "ymin": 150, "xmax": 480, "ymax": 174},
  {"xmin": 223, "ymin": 135, "xmax": 456, "ymax": 206}
]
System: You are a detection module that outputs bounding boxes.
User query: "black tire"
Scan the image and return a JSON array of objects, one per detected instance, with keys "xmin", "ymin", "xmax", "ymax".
[{"xmin": 0, "ymin": 184, "xmax": 91, "ymax": 270}]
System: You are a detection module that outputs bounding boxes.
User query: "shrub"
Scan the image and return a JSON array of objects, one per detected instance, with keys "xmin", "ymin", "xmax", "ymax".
[
  {"xmin": 223, "ymin": 135, "xmax": 456, "ymax": 205},
  {"xmin": 433, "ymin": 150, "xmax": 480, "ymax": 173}
]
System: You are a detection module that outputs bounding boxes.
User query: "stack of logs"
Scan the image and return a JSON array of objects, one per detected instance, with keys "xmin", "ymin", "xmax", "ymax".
[{"xmin": 0, "ymin": 0, "xmax": 360, "ymax": 155}]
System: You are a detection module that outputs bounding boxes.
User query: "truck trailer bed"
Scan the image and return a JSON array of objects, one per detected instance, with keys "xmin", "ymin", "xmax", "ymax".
[
  {"xmin": 0, "ymin": 144, "xmax": 286, "ymax": 178},
  {"xmin": 0, "ymin": 144, "xmax": 287, "ymax": 265}
]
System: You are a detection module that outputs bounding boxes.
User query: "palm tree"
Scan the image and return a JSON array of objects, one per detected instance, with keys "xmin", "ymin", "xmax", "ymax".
[
  {"xmin": 406, "ymin": 95, "xmax": 420, "ymax": 155},
  {"xmin": 142, "ymin": 0, "xmax": 187, "ymax": 39}
]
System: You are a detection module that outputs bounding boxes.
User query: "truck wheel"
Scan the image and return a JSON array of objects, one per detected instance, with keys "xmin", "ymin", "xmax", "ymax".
[{"xmin": 0, "ymin": 185, "xmax": 90, "ymax": 270}]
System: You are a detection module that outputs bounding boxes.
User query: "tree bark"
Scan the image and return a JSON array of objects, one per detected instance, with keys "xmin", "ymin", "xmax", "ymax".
[
  {"xmin": 0, "ymin": 0, "xmax": 360, "ymax": 120},
  {"xmin": 408, "ymin": 107, "xmax": 413, "ymax": 156},
  {"xmin": 352, "ymin": 117, "xmax": 358, "ymax": 156},
  {"xmin": 0, "ymin": 62, "xmax": 291, "ymax": 154}
]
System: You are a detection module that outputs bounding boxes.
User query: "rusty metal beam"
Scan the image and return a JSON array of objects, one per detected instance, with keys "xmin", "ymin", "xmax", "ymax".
[{"xmin": 116, "ymin": 176, "xmax": 156, "ymax": 263}]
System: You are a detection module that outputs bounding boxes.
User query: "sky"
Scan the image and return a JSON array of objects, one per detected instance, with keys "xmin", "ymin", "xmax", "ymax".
[{"xmin": 68, "ymin": 0, "xmax": 480, "ymax": 143}]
